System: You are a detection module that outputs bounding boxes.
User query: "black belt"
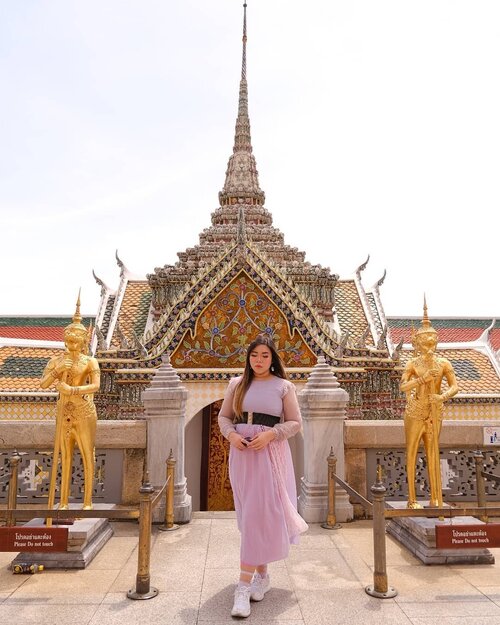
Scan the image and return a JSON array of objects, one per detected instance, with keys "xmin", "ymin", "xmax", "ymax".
[{"xmin": 234, "ymin": 412, "xmax": 280, "ymax": 427}]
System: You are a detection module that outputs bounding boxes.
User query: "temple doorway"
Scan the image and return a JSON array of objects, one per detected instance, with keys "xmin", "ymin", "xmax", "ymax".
[{"xmin": 200, "ymin": 400, "xmax": 234, "ymax": 511}]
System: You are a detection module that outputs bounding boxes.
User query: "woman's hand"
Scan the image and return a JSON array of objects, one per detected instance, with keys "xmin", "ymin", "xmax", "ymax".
[
  {"xmin": 246, "ymin": 430, "xmax": 276, "ymax": 451},
  {"xmin": 228, "ymin": 432, "xmax": 249, "ymax": 450}
]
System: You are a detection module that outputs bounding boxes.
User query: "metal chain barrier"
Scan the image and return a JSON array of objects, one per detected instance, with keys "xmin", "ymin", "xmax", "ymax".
[{"xmin": 1, "ymin": 452, "xmax": 177, "ymax": 601}]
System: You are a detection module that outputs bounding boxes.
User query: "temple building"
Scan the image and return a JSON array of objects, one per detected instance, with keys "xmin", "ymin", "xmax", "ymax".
[{"xmin": 1, "ymin": 6, "xmax": 499, "ymax": 513}]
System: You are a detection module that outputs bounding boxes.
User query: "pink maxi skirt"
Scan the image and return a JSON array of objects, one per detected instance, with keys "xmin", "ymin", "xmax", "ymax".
[{"xmin": 229, "ymin": 424, "xmax": 308, "ymax": 566}]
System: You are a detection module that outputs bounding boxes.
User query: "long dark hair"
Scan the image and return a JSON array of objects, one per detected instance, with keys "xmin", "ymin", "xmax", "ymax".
[{"xmin": 233, "ymin": 334, "xmax": 287, "ymax": 417}]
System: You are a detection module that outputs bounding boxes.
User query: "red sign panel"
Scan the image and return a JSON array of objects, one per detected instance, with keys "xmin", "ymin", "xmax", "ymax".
[
  {"xmin": 0, "ymin": 527, "xmax": 68, "ymax": 552},
  {"xmin": 435, "ymin": 524, "xmax": 500, "ymax": 549}
]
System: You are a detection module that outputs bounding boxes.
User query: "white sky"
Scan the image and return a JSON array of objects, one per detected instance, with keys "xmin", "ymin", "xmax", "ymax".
[{"xmin": 1, "ymin": 1, "xmax": 499, "ymax": 318}]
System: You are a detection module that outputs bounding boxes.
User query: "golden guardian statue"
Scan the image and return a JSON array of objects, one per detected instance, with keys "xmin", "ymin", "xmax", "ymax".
[
  {"xmin": 400, "ymin": 298, "xmax": 458, "ymax": 509},
  {"xmin": 41, "ymin": 293, "xmax": 100, "ymax": 512}
]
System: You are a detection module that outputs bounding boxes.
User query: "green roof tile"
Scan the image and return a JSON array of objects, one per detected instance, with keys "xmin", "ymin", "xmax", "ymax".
[
  {"xmin": 0, "ymin": 316, "xmax": 94, "ymax": 328},
  {"xmin": 0, "ymin": 356, "xmax": 49, "ymax": 378},
  {"xmin": 387, "ymin": 318, "xmax": 498, "ymax": 330}
]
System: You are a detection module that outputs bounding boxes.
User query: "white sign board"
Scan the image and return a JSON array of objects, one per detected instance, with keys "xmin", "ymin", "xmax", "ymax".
[{"xmin": 483, "ymin": 426, "xmax": 500, "ymax": 445}]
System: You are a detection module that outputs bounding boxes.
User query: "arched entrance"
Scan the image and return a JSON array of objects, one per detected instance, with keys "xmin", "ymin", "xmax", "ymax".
[{"xmin": 200, "ymin": 399, "xmax": 234, "ymax": 511}]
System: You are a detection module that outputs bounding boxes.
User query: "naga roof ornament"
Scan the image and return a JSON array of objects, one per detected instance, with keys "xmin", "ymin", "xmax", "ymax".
[
  {"xmin": 115, "ymin": 250, "xmax": 126, "ymax": 277},
  {"xmin": 92, "ymin": 269, "xmax": 110, "ymax": 297},
  {"xmin": 374, "ymin": 269, "xmax": 387, "ymax": 289},
  {"xmin": 356, "ymin": 254, "xmax": 370, "ymax": 277}
]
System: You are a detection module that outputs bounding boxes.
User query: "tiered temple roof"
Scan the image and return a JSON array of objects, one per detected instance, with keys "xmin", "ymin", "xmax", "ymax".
[
  {"xmin": 83, "ymin": 5, "xmax": 404, "ymax": 419},
  {"xmin": 147, "ymin": 6, "xmax": 337, "ymax": 323},
  {"xmin": 1, "ymin": 6, "xmax": 498, "ymax": 422}
]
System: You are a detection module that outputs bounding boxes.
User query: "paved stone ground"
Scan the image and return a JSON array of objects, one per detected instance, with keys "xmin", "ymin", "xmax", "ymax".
[{"xmin": 1, "ymin": 512, "xmax": 500, "ymax": 624}]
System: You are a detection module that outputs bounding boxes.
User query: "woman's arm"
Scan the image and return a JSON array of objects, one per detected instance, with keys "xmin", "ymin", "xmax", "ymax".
[
  {"xmin": 218, "ymin": 378, "xmax": 239, "ymax": 440},
  {"xmin": 273, "ymin": 382, "xmax": 301, "ymax": 442}
]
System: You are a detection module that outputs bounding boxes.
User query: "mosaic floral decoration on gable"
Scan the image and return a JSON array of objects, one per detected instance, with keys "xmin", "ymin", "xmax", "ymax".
[{"xmin": 171, "ymin": 273, "xmax": 315, "ymax": 368}]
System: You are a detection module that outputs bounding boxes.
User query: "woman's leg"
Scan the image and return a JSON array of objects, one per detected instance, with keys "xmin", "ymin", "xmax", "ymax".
[
  {"xmin": 239, "ymin": 562, "xmax": 255, "ymax": 585},
  {"xmin": 232, "ymin": 562, "xmax": 255, "ymax": 617},
  {"xmin": 251, "ymin": 563, "xmax": 271, "ymax": 601}
]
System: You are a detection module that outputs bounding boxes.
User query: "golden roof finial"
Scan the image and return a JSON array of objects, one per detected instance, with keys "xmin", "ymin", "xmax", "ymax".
[
  {"xmin": 416, "ymin": 293, "xmax": 437, "ymax": 337},
  {"xmin": 63, "ymin": 288, "xmax": 87, "ymax": 341},
  {"xmin": 73, "ymin": 288, "xmax": 82, "ymax": 325},
  {"xmin": 422, "ymin": 293, "xmax": 431, "ymax": 329}
]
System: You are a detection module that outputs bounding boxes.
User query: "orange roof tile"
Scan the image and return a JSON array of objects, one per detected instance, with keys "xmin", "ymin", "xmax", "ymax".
[
  {"xmin": 399, "ymin": 348, "xmax": 500, "ymax": 394},
  {"xmin": 111, "ymin": 281, "xmax": 152, "ymax": 347},
  {"xmin": 0, "ymin": 316, "xmax": 94, "ymax": 343},
  {"xmin": 0, "ymin": 327, "xmax": 65, "ymax": 341},
  {"xmin": 490, "ymin": 329, "xmax": 500, "ymax": 351},
  {"xmin": 390, "ymin": 327, "xmax": 484, "ymax": 345},
  {"xmin": 335, "ymin": 280, "xmax": 374, "ymax": 346},
  {"xmin": 0, "ymin": 346, "xmax": 63, "ymax": 393},
  {"xmin": 388, "ymin": 319, "xmax": 500, "ymax": 350}
]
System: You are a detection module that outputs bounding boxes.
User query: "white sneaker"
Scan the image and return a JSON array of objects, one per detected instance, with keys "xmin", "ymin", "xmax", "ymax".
[
  {"xmin": 231, "ymin": 584, "xmax": 251, "ymax": 618},
  {"xmin": 250, "ymin": 573, "xmax": 271, "ymax": 601}
]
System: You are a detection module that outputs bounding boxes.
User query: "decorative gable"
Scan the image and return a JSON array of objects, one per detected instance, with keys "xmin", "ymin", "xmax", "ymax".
[{"xmin": 171, "ymin": 271, "xmax": 316, "ymax": 368}]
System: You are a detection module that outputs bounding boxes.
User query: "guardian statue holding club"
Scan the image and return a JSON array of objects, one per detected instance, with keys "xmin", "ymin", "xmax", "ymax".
[
  {"xmin": 401, "ymin": 298, "xmax": 458, "ymax": 509},
  {"xmin": 40, "ymin": 293, "xmax": 100, "ymax": 511}
]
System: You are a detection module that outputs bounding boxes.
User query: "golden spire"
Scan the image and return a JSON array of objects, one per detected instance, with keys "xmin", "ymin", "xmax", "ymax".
[
  {"xmin": 422, "ymin": 293, "xmax": 431, "ymax": 330},
  {"xmin": 73, "ymin": 288, "xmax": 82, "ymax": 325},
  {"xmin": 416, "ymin": 293, "xmax": 437, "ymax": 337},
  {"xmin": 64, "ymin": 288, "xmax": 87, "ymax": 339}
]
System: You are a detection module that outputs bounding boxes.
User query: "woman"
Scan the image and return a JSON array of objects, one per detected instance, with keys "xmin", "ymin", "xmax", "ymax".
[{"xmin": 218, "ymin": 334, "xmax": 308, "ymax": 618}]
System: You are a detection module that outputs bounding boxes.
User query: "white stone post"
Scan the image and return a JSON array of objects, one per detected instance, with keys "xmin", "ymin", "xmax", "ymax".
[
  {"xmin": 298, "ymin": 357, "xmax": 353, "ymax": 523},
  {"xmin": 142, "ymin": 355, "xmax": 192, "ymax": 523}
]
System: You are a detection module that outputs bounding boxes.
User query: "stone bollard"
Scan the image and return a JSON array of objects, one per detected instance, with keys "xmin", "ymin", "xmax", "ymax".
[
  {"xmin": 298, "ymin": 357, "xmax": 353, "ymax": 523},
  {"xmin": 142, "ymin": 354, "xmax": 192, "ymax": 523}
]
